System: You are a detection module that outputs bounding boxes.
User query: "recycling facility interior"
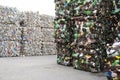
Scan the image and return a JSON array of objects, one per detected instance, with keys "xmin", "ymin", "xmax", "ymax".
[
  {"xmin": 0, "ymin": 5, "xmax": 56, "ymax": 57},
  {"xmin": 54, "ymin": 0, "xmax": 120, "ymax": 72}
]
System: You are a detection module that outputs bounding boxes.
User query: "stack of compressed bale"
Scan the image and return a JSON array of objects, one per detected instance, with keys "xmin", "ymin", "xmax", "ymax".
[
  {"xmin": 55, "ymin": 0, "xmax": 120, "ymax": 73},
  {"xmin": 91, "ymin": 0, "xmax": 120, "ymax": 74},
  {"xmin": 22, "ymin": 27, "xmax": 42, "ymax": 56},
  {"xmin": 102, "ymin": 0, "xmax": 120, "ymax": 79},
  {"xmin": 0, "ymin": 5, "xmax": 56, "ymax": 57},
  {"xmin": 18, "ymin": 12, "xmax": 56, "ymax": 56},
  {"xmin": 0, "ymin": 6, "xmax": 21, "ymax": 57},
  {"xmin": 41, "ymin": 15, "xmax": 57, "ymax": 55},
  {"xmin": 54, "ymin": 0, "xmax": 73, "ymax": 65},
  {"xmin": 71, "ymin": 0, "xmax": 102, "ymax": 72},
  {"xmin": 19, "ymin": 12, "xmax": 42, "ymax": 56}
]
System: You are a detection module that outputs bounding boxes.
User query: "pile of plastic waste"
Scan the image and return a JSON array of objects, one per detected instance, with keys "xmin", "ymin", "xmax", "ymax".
[
  {"xmin": 54, "ymin": 0, "xmax": 120, "ymax": 75},
  {"xmin": 0, "ymin": 5, "xmax": 56, "ymax": 57}
]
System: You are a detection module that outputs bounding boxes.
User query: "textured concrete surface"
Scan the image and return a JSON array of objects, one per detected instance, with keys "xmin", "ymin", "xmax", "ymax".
[{"xmin": 0, "ymin": 55, "xmax": 106, "ymax": 80}]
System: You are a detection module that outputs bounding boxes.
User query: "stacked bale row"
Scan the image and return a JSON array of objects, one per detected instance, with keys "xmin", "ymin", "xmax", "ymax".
[
  {"xmin": 103, "ymin": 0, "xmax": 120, "ymax": 79},
  {"xmin": 54, "ymin": 0, "xmax": 74, "ymax": 65},
  {"xmin": 0, "ymin": 6, "xmax": 21, "ymax": 57},
  {"xmin": 40, "ymin": 15, "xmax": 56, "ymax": 55},
  {"xmin": 18, "ymin": 12, "xmax": 43, "ymax": 56},
  {"xmin": 71, "ymin": 0, "xmax": 102, "ymax": 72},
  {"xmin": 55, "ymin": 0, "xmax": 120, "ymax": 73},
  {"xmin": 0, "ymin": 6, "xmax": 56, "ymax": 57}
]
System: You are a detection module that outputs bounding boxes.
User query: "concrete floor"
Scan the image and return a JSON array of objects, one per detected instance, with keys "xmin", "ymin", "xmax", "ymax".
[{"xmin": 0, "ymin": 55, "xmax": 106, "ymax": 80}]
